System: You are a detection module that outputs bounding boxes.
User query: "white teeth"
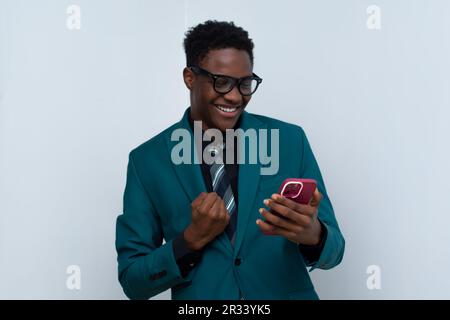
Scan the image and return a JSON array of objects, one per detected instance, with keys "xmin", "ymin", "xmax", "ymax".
[{"xmin": 216, "ymin": 105, "xmax": 238, "ymax": 113}]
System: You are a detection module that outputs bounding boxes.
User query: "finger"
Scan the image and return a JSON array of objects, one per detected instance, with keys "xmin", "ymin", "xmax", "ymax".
[
  {"xmin": 256, "ymin": 219, "xmax": 296, "ymax": 239},
  {"xmin": 266, "ymin": 202, "xmax": 311, "ymax": 228},
  {"xmin": 191, "ymin": 192, "xmax": 207, "ymax": 208},
  {"xmin": 270, "ymin": 193, "xmax": 310, "ymax": 213},
  {"xmin": 216, "ymin": 196, "xmax": 227, "ymax": 210},
  {"xmin": 221, "ymin": 200, "xmax": 231, "ymax": 223},
  {"xmin": 264, "ymin": 198, "xmax": 313, "ymax": 223},
  {"xmin": 212, "ymin": 196, "xmax": 229, "ymax": 218},
  {"xmin": 199, "ymin": 192, "xmax": 219, "ymax": 213},
  {"xmin": 258, "ymin": 208, "xmax": 300, "ymax": 233},
  {"xmin": 269, "ymin": 195, "xmax": 315, "ymax": 217},
  {"xmin": 255, "ymin": 218, "xmax": 276, "ymax": 235},
  {"xmin": 309, "ymin": 188, "xmax": 322, "ymax": 207},
  {"xmin": 210, "ymin": 197, "xmax": 227, "ymax": 220}
]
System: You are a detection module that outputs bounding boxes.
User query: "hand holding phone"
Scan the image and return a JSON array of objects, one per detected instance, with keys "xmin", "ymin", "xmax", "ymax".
[
  {"xmin": 266, "ymin": 178, "xmax": 317, "ymax": 222},
  {"xmin": 259, "ymin": 178, "xmax": 320, "ymax": 238}
]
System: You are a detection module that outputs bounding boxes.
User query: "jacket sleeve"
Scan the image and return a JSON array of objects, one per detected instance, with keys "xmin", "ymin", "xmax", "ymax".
[
  {"xmin": 115, "ymin": 151, "xmax": 185, "ymax": 299},
  {"xmin": 298, "ymin": 127, "xmax": 345, "ymax": 271}
]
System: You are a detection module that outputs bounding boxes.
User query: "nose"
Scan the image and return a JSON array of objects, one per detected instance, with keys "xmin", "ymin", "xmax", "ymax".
[{"xmin": 222, "ymin": 85, "xmax": 243, "ymax": 106}]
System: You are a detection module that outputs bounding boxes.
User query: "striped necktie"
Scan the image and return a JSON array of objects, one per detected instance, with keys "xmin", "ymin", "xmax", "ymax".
[{"xmin": 209, "ymin": 148, "xmax": 238, "ymax": 246}]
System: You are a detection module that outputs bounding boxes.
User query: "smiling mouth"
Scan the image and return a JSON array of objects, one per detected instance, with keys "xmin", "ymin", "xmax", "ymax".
[{"xmin": 214, "ymin": 104, "xmax": 240, "ymax": 113}]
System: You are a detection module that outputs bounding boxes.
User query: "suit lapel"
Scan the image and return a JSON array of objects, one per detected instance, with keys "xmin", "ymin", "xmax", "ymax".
[
  {"xmin": 234, "ymin": 111, "xmax": 266, "ymax": 255},
  {"xmin": 164, "ymin": 108, "xmax": 206, "ymax": 203},
  {"xmin": 164, "ymin": 108, "xmax": 233, "ymax": 255}
]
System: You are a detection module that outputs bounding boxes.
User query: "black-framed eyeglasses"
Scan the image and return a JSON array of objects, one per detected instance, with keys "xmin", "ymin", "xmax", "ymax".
[{"xmin": 189, "ymin": 66, "xmax": 263, "ymax": 96}]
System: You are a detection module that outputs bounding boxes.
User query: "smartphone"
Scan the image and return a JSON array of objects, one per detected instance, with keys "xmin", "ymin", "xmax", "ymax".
[
  {"xmin": 278, "ymin": 178, "xmax": 317, "ymax": 205},
  {"xmin": 263, "ymin": 178, "xmax": 317, "ymax": 230}
]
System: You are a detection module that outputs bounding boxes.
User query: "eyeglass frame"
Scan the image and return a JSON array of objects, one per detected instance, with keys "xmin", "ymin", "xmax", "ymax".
[{"xmin": 188, "ymin": 66, "xmax": 263, "ymax": 96}]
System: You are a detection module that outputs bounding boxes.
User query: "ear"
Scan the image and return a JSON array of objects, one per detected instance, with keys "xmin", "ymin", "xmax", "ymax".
[{"xmin": 183, "ymin": 67, "xmax": 195, "ymax": 90}]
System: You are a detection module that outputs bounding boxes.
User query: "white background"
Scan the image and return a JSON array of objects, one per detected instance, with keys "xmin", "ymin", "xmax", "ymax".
[{"xmin": 1, "ymin": 0, "xmax": 449, "ymax": 299}]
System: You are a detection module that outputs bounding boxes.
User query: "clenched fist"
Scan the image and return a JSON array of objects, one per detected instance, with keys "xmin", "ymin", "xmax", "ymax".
[{"xmin": 184, "ymin": 192, "xmax": 230, "ymax": 251}]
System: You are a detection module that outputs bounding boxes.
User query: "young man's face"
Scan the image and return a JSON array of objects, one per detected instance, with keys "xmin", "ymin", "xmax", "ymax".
[{"xmin": 184, "ymin": 48, "xmax": 253, "ymax": 132}]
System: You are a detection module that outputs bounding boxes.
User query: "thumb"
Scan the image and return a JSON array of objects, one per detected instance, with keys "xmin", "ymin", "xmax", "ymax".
[{"xmin": 309, "ymin": 188, "xmax": 322, "ymax": 207}]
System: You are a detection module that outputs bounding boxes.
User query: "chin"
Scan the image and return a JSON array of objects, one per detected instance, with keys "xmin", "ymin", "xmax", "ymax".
[{"xmin": 215, "ymin": 117, "xmax": 240, "ymax": 132}]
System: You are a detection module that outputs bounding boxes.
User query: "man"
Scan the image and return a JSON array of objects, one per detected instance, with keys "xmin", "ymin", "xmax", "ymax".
[{"xmin": 115, "ymin": 20, "xmax": 345, "ymax": 300}]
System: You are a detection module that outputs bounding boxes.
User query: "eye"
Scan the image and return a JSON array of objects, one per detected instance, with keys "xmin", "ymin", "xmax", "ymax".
[
  {"xmin": 240, "ymin": 79, "xmax": 257, "ymax": 93},
  {"xmin": 215, "ymin": 77, "xmax": 231, "ymax": 88}
]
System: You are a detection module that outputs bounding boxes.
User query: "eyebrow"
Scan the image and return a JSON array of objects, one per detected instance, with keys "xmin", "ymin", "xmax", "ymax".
[{"xmin": 214, "ymin": 72, "xmax": 254, "ymax": 79}]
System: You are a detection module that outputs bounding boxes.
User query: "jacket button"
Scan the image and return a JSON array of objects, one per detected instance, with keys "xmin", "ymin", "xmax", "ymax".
[{"xmin": 234, "ymin": 258, "xmax": 241, "ymax": 266}]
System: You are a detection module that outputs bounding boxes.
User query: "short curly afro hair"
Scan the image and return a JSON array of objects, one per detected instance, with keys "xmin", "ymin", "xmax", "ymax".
[{"xmin": 183, "ymin": 20, "xmax": 254, "ymax": 67}]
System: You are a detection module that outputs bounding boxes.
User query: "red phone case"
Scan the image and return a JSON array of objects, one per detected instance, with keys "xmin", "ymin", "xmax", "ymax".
[
  {"xmin": 261, "ymin": 178, "xmax": 317, "ymax": 235},
  {"xmin": 278, "ymin": 178, "xmax": 317, "ymax": 205}
]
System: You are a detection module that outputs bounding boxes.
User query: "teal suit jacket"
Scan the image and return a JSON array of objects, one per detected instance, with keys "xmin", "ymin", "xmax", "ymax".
[{"xmin": 115, "ymin": 107, "xmax": 345, "ymax": 300}]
